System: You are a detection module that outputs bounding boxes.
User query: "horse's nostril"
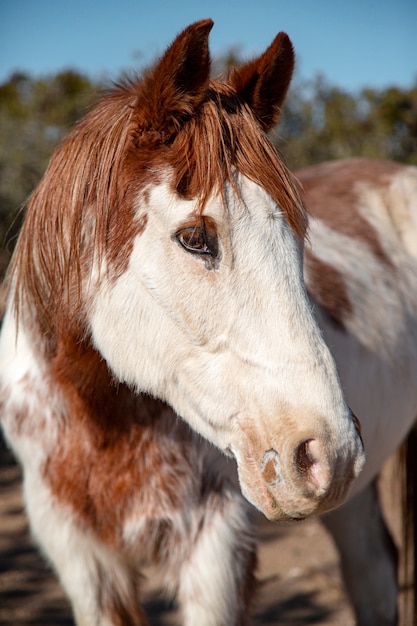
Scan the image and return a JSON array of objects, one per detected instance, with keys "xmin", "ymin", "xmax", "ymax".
[
  {"xmin": 294, "ymin": 439, "xmax": 330, "ymax": 495},
  {"xmin": 295, "ymin": 439, "xmax": 315, "ymax": 475}
]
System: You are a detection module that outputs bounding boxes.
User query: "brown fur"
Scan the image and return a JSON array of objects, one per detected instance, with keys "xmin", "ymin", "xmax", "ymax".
[
  {"xmin": 228, "ymin": 32, "xmax": 294, "ymax": 133},
  {"xmin": 304, "ymin": 251, "xmax": 353, "ymax": 330},
  {"xmin": 45, "ymin": 331, "xmax": 198, "ymax": 547},
  {"xmin": 298, "ymin": 158, "xmax": 404, "ymax": 330},
  {"xmin": 96, "ymin": 562, "xmax": 148, "ymax": 626},
  {"xmin": 297, "ymin": 158, "xmax": 399, "ymax": 269}
]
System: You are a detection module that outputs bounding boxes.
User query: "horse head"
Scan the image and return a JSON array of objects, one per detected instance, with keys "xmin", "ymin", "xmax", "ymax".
[{"xmin": 12, "ymin": 20, "xmax": 364, "ymax": 520}]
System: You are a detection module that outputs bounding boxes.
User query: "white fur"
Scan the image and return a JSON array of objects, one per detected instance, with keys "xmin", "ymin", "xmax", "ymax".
[
  {"xmin": 90, "ymin": 174, "xmax": 364, "ymax": 519},
  {"xmin": 0, "ymin": 310, "xmax": 60, "ymax": 470},
  {"xmin": 178, "ymin": 489, "xmax": 255, "ymax": 626},
  {"xmin": 306, "ymin": 177, "xmax": 417, "ymax": 494},
  {"xmin": 305, "ymin": 165, "xmax": 417, "ymax": 624}
]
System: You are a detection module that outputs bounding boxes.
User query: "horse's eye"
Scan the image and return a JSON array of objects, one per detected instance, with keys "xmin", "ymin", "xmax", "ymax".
[
  {"xmin": 177, "ymin": 227, "xmax": 211, "ymax": 255},
  {"xmin": 175, "ymin": 218, "xmax": 219, "ymax": 264}
]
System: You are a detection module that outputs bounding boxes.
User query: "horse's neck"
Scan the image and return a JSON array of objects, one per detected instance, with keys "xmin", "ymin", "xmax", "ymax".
[
  {"xmin": 304, "ymin": 162, "xmax": 417, "ymax": 494},
  {"xmin": 0, "ymin": 302, "xmax": 186, "ymax": 469}
]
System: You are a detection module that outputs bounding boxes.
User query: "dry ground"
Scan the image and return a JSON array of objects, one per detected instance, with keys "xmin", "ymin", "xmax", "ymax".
[{"xmin": 0, "ymin": 434, "xmax": 404, "ymax": 626}]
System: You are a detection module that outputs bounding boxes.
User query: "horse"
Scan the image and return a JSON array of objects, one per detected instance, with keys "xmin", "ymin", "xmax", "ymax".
[
  {"xmin": 299, "ymin": 157, "xmax": 417, "ymax": 625},
  {"xmin": 0, "ymin": 18, "xmax": 414, "ymax": 626}
]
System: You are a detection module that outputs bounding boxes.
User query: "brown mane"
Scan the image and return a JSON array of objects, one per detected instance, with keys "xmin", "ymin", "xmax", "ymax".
[{"xmin": 10, "ymin": 62, "xmax": 306, "ymax": 345}]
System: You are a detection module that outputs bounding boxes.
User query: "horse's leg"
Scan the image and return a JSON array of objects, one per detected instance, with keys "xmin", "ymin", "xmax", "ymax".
[
  {"xmin": 23, "ymin": 472, "xmax": 148, "ymax": 626},
  {"xmin": 176, "ymin": 481, "xmax": 257, "ymax": 626},
  {"xmin": 321, "ymin": 480, "xmax": 398, "ymax": 626}
]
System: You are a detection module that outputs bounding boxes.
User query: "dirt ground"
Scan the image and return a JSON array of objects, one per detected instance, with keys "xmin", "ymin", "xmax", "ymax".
[{"xmin": 0, "ymin": 434, "xmax": 403, "ymax": 626}]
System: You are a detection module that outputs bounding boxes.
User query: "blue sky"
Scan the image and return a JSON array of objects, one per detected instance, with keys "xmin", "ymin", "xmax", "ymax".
[{"xmin": 1, "ymin": 0, "xmax": 416, "ymax": 92}]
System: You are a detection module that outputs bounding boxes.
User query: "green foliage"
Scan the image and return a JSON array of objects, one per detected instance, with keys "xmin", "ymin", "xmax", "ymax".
[
  {"xmin": 277, "ymin": 74, "xmax": 417, "ymax": 169},
  {"xmin": 0, "ymin": 61, "xmax": 416, "ymax": 280},
  {"xmin": 0, "ymin": 70, "xmax": 102, "ymax": 277}
]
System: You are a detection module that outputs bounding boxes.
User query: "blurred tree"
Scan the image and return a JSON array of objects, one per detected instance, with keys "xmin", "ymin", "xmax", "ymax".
[
  {"xmin": 0, "ymin": 57, "xmax": 416, "ymax": 283},
  {"xmin": 0, "ymin": 70, "xmax": 101, "ymax": 279},
  {"xmin": 359, "ymin": 86, "xmax": 417, "ymax": 163},
  {"xmin": 277, "ymin": 75, "xmax": 417, "ymax": 169},
  {"xmin": 211, "ymin": 46, "xmax": 243, "ymax": 77}
]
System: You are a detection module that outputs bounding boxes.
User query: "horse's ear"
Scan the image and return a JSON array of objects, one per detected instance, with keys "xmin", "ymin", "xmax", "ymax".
[
  {"xmin": 137, "ymin": 19, "xmax": 213, "ymax": 137},
  {"xmin": 229, "ymin": 32, "xmax": 295, "ymax": 132}
]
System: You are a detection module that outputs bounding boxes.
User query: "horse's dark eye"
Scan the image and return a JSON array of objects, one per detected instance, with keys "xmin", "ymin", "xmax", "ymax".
[
  {"xmin": 175, "ymin": 218, "xmax": 219, "ymax": 266},
  {"xmin": 177, "ymin": 227, "xmax": 211, "ymax": 255}
]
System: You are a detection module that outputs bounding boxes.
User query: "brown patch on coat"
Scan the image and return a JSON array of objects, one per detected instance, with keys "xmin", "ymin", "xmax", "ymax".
[
  {"xmin": 304, "ymin": 250, "xmax": 353, "ymax": 330},
  {"xmin": 44, "ymin": 331, "xmax": 199, "ymax": 547},
  {"xmin": 297, "ymin": 158, "xmax": 402, "ymax": 269}
]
